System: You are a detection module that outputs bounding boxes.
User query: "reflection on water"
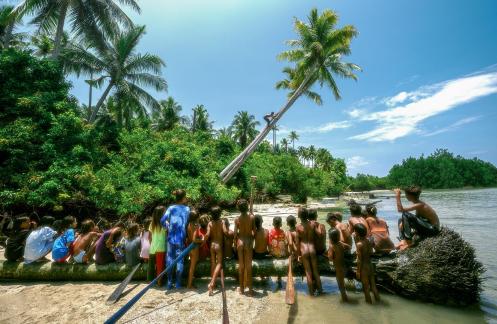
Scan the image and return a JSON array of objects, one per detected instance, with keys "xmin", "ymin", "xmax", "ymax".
[{"xmin": 259, "ymin": 188, "xmax": 497, "ymax": 323}]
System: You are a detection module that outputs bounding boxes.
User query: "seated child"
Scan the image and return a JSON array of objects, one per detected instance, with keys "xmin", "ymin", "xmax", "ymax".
[
  {"xmin": 52, "ymin": 216, "xmax": 78, "ymax": 263},
  {"xmin": 205, "ymin": 206, "xmax": 228, "ymax": 295},
  {"xmin": 73, "ymin": 219, "xmax": 100, "ymax": 264},
  {"xmin": 308, "ymin": 209, "xmax": 326, "ymax": 256},
  {"xmin": 5, "ymin": 215, "xmax": 31, "ymax": 262},
  {"xmin": 140, "ymin": 217, "xmax": 152, "ymax": 262},
  {"xmin": 24, "ymin": 216, "xmax": 56, "ymax": 264},
  {"xmin": 95, "ymin": 221, "xmax": 124, "ymax": 265},
  {"xmin": 124, "ymin": 222, "xmax": 141, "ymax": 267},
  {"xmin": 223, "ymin": 218, "xmax": 235, "ymax": 260},
  {"xmin": 268, "ymin": 216, "xmax": 288, "ymax": 258},
  {"xmin": 365, "ymin": 205, "xmax": 394, "ymax": 254},
  {"xmin": 253, "ymin": 215, "xmax": 269, "ymax": 259},
  {"xmin": 354, "ymin": 223, "xmax": 380, "ymax": 304},
  {"xmin": 233, "ymin": 199, "xmax": 255, "ymax": 295},
  {"xmin": 328, "ymin": 229, "xmax": 350, "ymax": 302},
  {"xmin": 285, "ymin": 215, "xmax": 297, "ymax": 256}
]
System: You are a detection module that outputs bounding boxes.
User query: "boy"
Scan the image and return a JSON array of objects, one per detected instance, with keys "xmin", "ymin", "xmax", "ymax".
[
  {"xmin": 233, "ymin": 199, "xmax": 255, "ymax": 296},
  {"xmin": 205, "ymin": 206, "xmax": 228, "ymax": 296},
  {"xmin": 24, "ymin": 216, "xmax": 56, "ymax": 264},
  {"xmin": 285, "ymin": 215, "xmax": 297, "ymax": 256},
  {"xmin": 223, "ymin": 218, "xmax": 235, "ymax": 260},
  {"xmin": 5, "ymin": 216, "xmax": 31, "ymax": 262},
  {"xmin": 354, "ymin": 223, "xmax": 380, "ymax": 304},
  {"xmin": 326, "ymin": 212, "xmax": 354, "ymax": 279},
  {"xmin": 328, "ymin": 229, "xmax": 350, "ymax": 302},
  {"xmin": 73, "ymin": 220, "xmax": 100, "ymax": 264},
  {"xmin": 253, "ymin": 215, "xmax": 268, "ymax": 259},
  {"xmin": 186, "ymin": 210, "xmax": 201, "ymax": 289},
  {"xmin": 348, "ymin": 204, "xmax": 369, "ymax": 237},
  {"xmin": 308, "ymin": 209, "xmax": 326, "ymax": 256},
  {"xmin": 268, "ymin": 217, "xmax": 287, "ymax": 258},
  {"xmin": 296, "ymin": 207, "xmax": 322, "ymax": 296},
  {"xmin": 52, "ymin": 216, "xmax": 77, "ymax": 263},
  {"xmin": 395, "ymin": 186, "xmax": 440, "ymax": 249},
  {"xmin": 124, "ymin": 223, "xmax": 141, "ymax": 267}
]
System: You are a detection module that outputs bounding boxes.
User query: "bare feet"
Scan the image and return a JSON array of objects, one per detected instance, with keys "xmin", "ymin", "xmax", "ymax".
[
  {"xmin": 236, "ymin": 286, "xmax": 243, "ymax": 295},
  {"xmin": 208, "ymin": 283, "xmax": 214, "ymax": 296}
]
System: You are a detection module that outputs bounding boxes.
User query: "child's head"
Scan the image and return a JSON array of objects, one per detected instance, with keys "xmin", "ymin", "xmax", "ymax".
[
  {"xmin": 308, "ymin": 209, "xmax": 318, "ymax": 221},
  {"xmin": 53, "ymin": 220, "xmax": 64, "ymax": 234},
  {"xmin": 354, "ymin": 223, "xmax": 367, "ymax": 238},
  {"xmin": 255, "ymin": 215, "xmax": 263, "ymax": 230},
  {"xmin": 210, "ymin": 206, "xmax": 222, "ymax": 221},
  {"xmin": 40, "ymin": 216, "xmax": 55, "ymax": 227},
  {"xmin": 127, "ymin": 223, "xmax": 139, "ymax": 238},
  {"xmin": 237, "ymin": 199, "xmax": 248, "ymax": 213},
  {"xmin": 298, "ymin": 207, "xmax": 308, "ymax": 222},
  {"xmin": 405, "ymin": 185, "xmax": 421, "ymax": 202},
  {"xmin": 328, "ymin": 228, "xmax": 340, "ymax": 244},
  {"xmin": 172, "ymin": 189, "xmax": 187, "ymax": 204},
  {"xmin": 189, "ymin": 209, "xmax": 199, "ymax": 223},
  {"xmin": 143, "ymin": 217, "xmax": 152, "ymax": 232},
  {"xmin": 361, "ymin": 209, "xmax": 368, "ymax": 219},
  {"xmin": 326, "ymin": 212, "xmax": 342, "ymax": 226},
  {"xmin": 349, "ymin": 204, "xmax": 362, "ymax": 217},
  {"xmin": 273, "ymin": 216, "xmax": 282, "ymax": 229},
  {"xmin": 151, "ymin": 205, "xmax": 166, "ymax": 232},
  {"xmin": 365, "ymin": 204, "xmax": 377, "ymax": 217},
  {"xmin": 199, "ymin": 215, "xmax": 210, "ymax": 229},
  {"xmin": 14, "ymin": 215, "xmax": 30, "ymax": 231},
  {"xmin": 80, "ymin": 219, "xmax": 96, "ymax": 235},
  {"xmin": 63, "ymin": 216, "xmax": 77, "ymax": 230},
  {"xmin": 30, "ymin": 212, "xmax": 40, "ymax": 226},
  {"xmin": 286, "ymin": 215, "xmax": 296, "ymax": 228}
]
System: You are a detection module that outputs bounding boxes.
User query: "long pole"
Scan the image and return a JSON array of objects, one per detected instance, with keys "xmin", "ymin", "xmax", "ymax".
[{"xmin": 249, "ymin": 176, "xmax": 257, "ymax": 214}]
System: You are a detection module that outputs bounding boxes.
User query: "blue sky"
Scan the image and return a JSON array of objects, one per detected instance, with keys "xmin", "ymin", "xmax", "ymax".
[{"xmin": 67, "ymin": 0, "xmax": 497, "ymax": 176}]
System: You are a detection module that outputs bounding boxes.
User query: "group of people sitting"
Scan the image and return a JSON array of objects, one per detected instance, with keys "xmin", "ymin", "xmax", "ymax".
[{"xmin": 2, "ymin": 185, "xmax": 440, "ymax": 304}]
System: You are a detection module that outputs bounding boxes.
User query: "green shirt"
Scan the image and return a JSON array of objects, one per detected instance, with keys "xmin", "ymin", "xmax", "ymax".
[{"xmin": 149, "ymin": 225, "xmax": 167, "ymax": 254}]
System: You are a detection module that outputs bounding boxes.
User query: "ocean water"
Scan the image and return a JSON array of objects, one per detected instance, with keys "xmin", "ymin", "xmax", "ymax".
[{"xmin": 258, "ymin": 188, "xmax": 497, "ymax": 324}]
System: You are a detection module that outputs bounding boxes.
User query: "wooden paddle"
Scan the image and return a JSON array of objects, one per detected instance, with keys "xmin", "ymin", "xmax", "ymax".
[
  {"xmin": 285, "ymin": 255, "xmax": 295, "ymax": 305},
  {"xmin": 221, "ymin": 266, "xmax": 230, "ymax": 324},
  {"xmin": 106, "ymin": 263, "xmax": 141, "ymax": 305}
]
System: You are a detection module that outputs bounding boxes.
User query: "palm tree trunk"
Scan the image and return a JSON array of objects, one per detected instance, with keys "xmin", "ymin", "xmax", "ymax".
[
  {"xmin": 220, "ymin": 67, "xmax": 316, "ymax": 183},
  {"xmin": 90, "ymin": 81, "xmax": 114, "ymax": 123},
  {"xmin": 88, "ymin": 72, "xmax": 93, "ymax": 110},
  {"xmin": 2, "ymin": 22, "xmax": 14, "ymax": 48},
  {"xmin": 272, "ymin": 128, "xmax": 276, "ymax": 152},
  {"xmin": 51, "ymin": 0, "xmax": 69, "ymax": 59}
]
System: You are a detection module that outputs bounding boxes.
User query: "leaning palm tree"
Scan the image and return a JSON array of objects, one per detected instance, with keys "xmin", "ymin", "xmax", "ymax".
[
  {"xmin": 12, "ymin": 0, "xmax": 140, "ymax": 58},
  {"xmin": 276, "ymin": 66, "xmax": 322, "ymax": 105},
  {"xmin": 219, "ymin": 8, "xmax": 360, "ymax": 183},
  {"xmin": 230, "ymin": 111, "xmax": 260, "ymax": 148},
  {"xmin": 272, "ymin": 124, "xmax": 279, "ymax": 152},
  {"xmin": 289, "ymin": 131, "xmax": 299, "ymax": 150},
  {"xmin": 152, "ymin": 97, "xmax": 187, "ymax": 131},
  {"xmin": 63, "ymin": 25, "xmax": 167, "ymax": 123}
]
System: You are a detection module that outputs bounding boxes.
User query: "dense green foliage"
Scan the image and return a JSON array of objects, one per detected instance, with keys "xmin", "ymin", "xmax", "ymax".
[{"xmin": 347, "ymin": 174, "xmax": 389, "ymax": 191}]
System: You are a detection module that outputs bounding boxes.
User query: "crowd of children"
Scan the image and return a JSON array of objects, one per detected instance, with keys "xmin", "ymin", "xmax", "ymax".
[{"xmin": 2, "ymin": 186, "xmax": 439, "ymax": 304}]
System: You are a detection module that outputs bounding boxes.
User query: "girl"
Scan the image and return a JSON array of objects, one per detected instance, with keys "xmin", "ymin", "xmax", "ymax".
[
  {"xmin": 140, "ymin": 217, "xmax": 152, "ymax": 262},
  {"xmin": 186, "ymin": 210, "xmax": 201, "ymax": 289},
  {"xmin": 365, "ymin": 204, "xmax": 394, "ymax": 254},
  {"xmin": 148, "ymin": 206, "xmax": 167, "ymax": 286}
]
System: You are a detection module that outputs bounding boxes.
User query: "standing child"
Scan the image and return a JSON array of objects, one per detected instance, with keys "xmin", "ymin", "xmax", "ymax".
[
  {"xmin": 253, "ymin": 215, "xmax": 268, "ymax": 260},
  {"xmin": 268, "ymin": 216, "xmax": 287, "ymax": 259},
  {"xmin": 234, "ymin": 199, "xmax": 255, "ymax": 296},
  {"xmin": 52, "ymin": 216, "xmax": 77, "ymax": 263},
  {"xmin": 223, "ymin": 218, "xmax": 235, "ymax": 260},
  {"xmin": 5, "ymin": 216, "xmax": 31, "ymax": 262},
  {"xmin": 161, "ymin": 189, "xmax": 190, "ymax": 289},
  {"xmin": 73, "ymin": 220, "xmax": 100, "ymax": 264},
  {"xmin": 186, "ymin": 210, "xmax": 203, "ymax": 289},
  {"xmin": 140, "ymin": 218, "xmax": 152, "ymax": 262},
  {"xmin": 308, "ymin": 209, "xmax": 326, "ymax": 256},
  {"xmin": 354, "ymin": 223, "xmax": 380, "ymax": 304},
  {"xmin": 328, "ymin": 229, "xmax": 351, "ymax": 302},
  {"xmin": 348, "ymin": 204, "xmax": 369, "ymax": 237},
  {"xmin": 296, "ymin": 207, "xmax": 322, "ymax": 296},
  {"xmin": 205, "ymin": 206, "xmax": 228, "ymax": 296},
  {"xmin": 148, "ymin": 206, "xmax": 167, "ymax": 286},
  {"xmin": 24, "ymin": 216, "xmax": 56, "ymax": 264},
  {"xmin": 286, "ymin": 215, "xmax": 297, "ymax": 256},
  {"xmin": 124, "ymin": 223, "xmax": 141, "ymax": 267}
]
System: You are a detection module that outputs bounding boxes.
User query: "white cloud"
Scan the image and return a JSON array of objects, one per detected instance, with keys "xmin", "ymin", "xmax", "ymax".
[
  {"xmin": 423, "ymin": 116, "xmax": 482, "ymax": 137},
  {"xmin": 385, "ymin": 91, "xmax": 409, "ymax": 106},
  {"xmin": 349, "ymin": 72, "xmax": 497, "ymax": 142},
  {"xmin": 279, "ymin": 120, "xmax": 351, "ymax": 135},
  {"xmin": 346, "ymin": 108, "xmax": 366, "ymax": 118},
  {"xmin": 346, "ymin": 156, "xmax": 369, "ymax": 170}
]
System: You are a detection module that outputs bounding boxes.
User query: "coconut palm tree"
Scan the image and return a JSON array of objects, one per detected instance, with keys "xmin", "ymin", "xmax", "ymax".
[
  {"xmin": 280, "ymin": 138, "xmax": 289, "ymax": 152},
  {"xmin": 63, "ymin": 25, "xmax": 167, "ymax": 123},
  {"xmin": 230, "ymin": 111, "xmax": 260, "ymax": 148},
  {"xmin": 288, "ymin": 131, "xmax": 299, "ymax": 150},
  {"xmin": 12, "ymin": 0, "xmax": 140, "ymax": 58},
  {"xmin": 272, "ymin": 124, "xmax": 279, "ymax": 152},
  {"xmin": 152, "ymin": 97, "xmax": 186, "ymax": 131},
  {"xmin": 297, "ymin": 146, "xmax": 307, "ymax": 165},
  {"xmin": 308, "ymin": 145, "xmax": 316, "ymax": 168},
  {"xmin": 190, "ymin": 104, "xmax": 213, "ymax": 133},
  {"xmin": 316, "ymin": 148, "xmax": 333, "ymax": 171},
  {"xmin": 0, "ymin": 5, "xmax": 24, "ymax": 49},
  {"xmin": 219, "ymin": 8, "xmax": 360, "ymax": 183},
  {"xmin": 276, "ymin": 66, "xmax": 322, "ymax": 105}
]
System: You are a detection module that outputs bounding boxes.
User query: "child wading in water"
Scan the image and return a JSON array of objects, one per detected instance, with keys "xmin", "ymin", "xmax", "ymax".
[
  {"xmin": 148, "ymin": 206, "xmax": 167, "ymax": 286},
  {"xmin": 73, "ymin": 220, "xmax": 100, "ymax": 264},
  {"xmin": 328, "ymin": 229, "xmax": 350, "ymax": 302},
  {"xmin": 253, "ymin": 215, "xmax": 268, "ymax": 259},
  {"xmin": 296, "ymin": 207, "xmax": 322, "ymax": 296},
  {"xmin": 161, "ymin": 189, "xmax": 190, "ymax": 289},
  {"xmin": 354, "ymin": 223, "xmax": 380, "ymax": 304},
  {"xmin": 52, "ymin": 216, "xmax": 77, "ymax": 263},
  {"xmin": 205, "ymin": 206, "xmax": 228, "ymax": 296},
  {"xmin": 234, "ymin": 199, "xmax": 255, "ymax": 296}
]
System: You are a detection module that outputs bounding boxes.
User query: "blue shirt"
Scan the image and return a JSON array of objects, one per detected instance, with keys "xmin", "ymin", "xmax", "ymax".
[
  {"xmin": 161, "ymin": 204, "xmax": 190, "ymax": 245},
  {"xmin": 52, "ymin": 228, "xmax": 75, "ymax": 260}
]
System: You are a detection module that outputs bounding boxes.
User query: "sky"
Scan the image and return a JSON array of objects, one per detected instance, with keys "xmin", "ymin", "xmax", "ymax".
[{"xmin": 66, "ymin": 0, "xmax": 497, "ymax": 176}]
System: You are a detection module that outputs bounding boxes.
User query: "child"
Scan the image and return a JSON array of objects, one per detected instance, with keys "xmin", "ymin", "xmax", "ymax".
[
  {"xmin": 5, "ymin": 215, "xmax": 31, "ymax": 262},
  {"xmin": 223, "ymin": 218, "xmax": 235, "ymax": 260},
  {"xmin": 52, "ymin": 216, "xmax": 77, "ymax": 263},
  {"xmin": 308, "ymin": 209, "xmax": 326, "ymax": 256},
  {"xmin": 286, "ymin": 215, "xmax": 297, "ymax": 256},
  {"xmin": 73, "ymin": 220, "xmax": 100, "ymax": 264},
  {"xmin": 268, "ymin": 216, "xmax": 287, "ymax": 258},
  {"xmin": 365, "ymin": 204, "xmax": 394, "ymax": 254},
  {"xmin": 296, "ymin": 207, "xmax": 322, "ymax": 296},
  {"xmin": 328, "ymin": 229, "xmax": 350, "ymax": 302},
  {"xmin": 234, "ymin": 199, "xmax": 255, "ymax": 296},
  {"xmin": 253, "ymin": 215, "xmax": 268, "ymax": 259},
  {"xmin": 95, "ymin": 221, "xmax": 124, "ymax": 265},
  {"xmin": 326, "ymin": 212, "xmax": 353, "ymax": 276},
  {"xmin": 186, "ymin": 210, "xmax": 204, "ymax": 289},
  {"xmin": 395, "ymin": 186, "xmax": 440, "ymax": 249},
  {"xmin": 124, "ymin": 222, "xmax": 141, "ymax": 267},
  {"xmin": 205, "ymin": 206, "xmax": 228, "ymax": 296},
  {"xmin": 354, "ymin": 223, "xmax": 380, "ymax": 304},
  {"xmin": 140, "ymin": 218, "xmax": 152, "ymax": 262},
  {"xmin": 24, "ymin": 216, "xmax": 56, "ymax": 264},
  {"xmin": 161, "ymin": 189, "xmax": 190, "ymax": 289},
  {"xmin": 147, "ymin": 206, "xmax": 167, "ymax": 286},
  {"xmin": 348, "ymin": 204, "xmax": 369, "ymax": 237}
]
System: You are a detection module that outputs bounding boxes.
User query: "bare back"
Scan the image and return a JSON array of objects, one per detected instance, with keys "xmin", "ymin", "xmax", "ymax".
[
  {"xmin": 235, "ymin": 213, "xmax": 254, "ymax": 247},
  {"xmin": 415, "ymin": 201, "xmax": 440, "ymax": 227},
  {"xmin": 254, "ymin": 228, "xmax": 268, "ymax": 253},
  {"xmin": 348, "ymin": 216, "xmax": 369, "ymax": 235}
]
